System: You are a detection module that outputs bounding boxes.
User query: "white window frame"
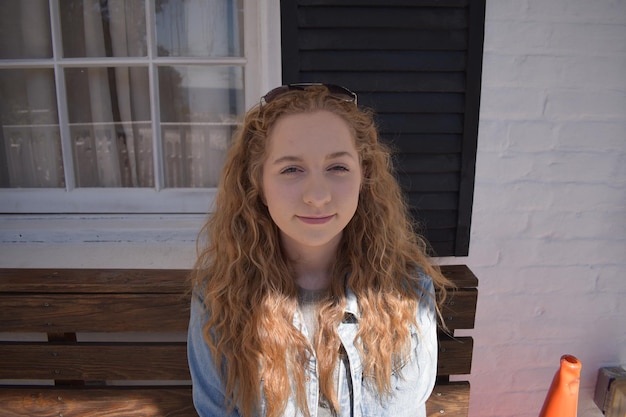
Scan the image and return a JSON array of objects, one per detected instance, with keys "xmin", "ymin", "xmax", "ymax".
[{"xmin": 0, "ymin": 0, "xmax": 282, "ymax": 215}]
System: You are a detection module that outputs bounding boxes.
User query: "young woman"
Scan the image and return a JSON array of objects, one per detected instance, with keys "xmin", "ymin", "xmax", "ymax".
[{"xmin": 188, "ymin": 84, "xmax": 451, "ymax": 417}]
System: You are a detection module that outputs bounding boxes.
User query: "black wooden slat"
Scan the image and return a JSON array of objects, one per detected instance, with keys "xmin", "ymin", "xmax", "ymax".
[
  {"xmin": 429, "ymin": 241, "xmax": 455, "ymax": 257},
  {"xmin": 407, "ymin": 193, "xmax": 458, "ymax": 210},
  {"xmin": 411, "ymin": 210, "xmax": 457, "ymax": 228},
  {"xmin": 454, "ymin": 0, "xmax": 485, "ymax": 256},
  {"xmin": 395, "ymin": 153, "xmax": 461, "ymax": 173},
  {"xmin": 300, "ymin": 51, "xmax": 467, "ymax": 72},
  {"xmin": 281, "ymin": 1, "xmax": 301, "ymax": 83},
  {"xmin": 299, "ymin": 29, "xmax": 468, "ymax": 50},
  {"xmin": 421, "ymin": 228, "xmax": 457, "ymax": 244},
  {"xmin": 386, "ymin": 134, "xmax": 463, "ymax": 153},
  {"xmin": 298, "ymin": 0, "xmax": 469, "ymax": 6},
  {"xmin": 377, "ymin": 114, "xmax": 464, "ymax": 135},
  {"xmin": 297, "ymin": 7, "xmax": 468, "ymax": 30},
  {"xmin": 397, "ymin": 173, "xmax": 460, "ymax": 192},
  {"xmin": 360, "ymin": 92, "xmax": 465, "ymax": 114},
  {"xmin": 300, "ymin": 72, "xmax": 466, "ymax": 93}
]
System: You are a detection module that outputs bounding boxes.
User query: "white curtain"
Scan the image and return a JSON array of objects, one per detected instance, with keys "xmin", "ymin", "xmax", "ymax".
[{"xmin": 0, "ymin": 0, "xmax": 61, "ymax": 188}]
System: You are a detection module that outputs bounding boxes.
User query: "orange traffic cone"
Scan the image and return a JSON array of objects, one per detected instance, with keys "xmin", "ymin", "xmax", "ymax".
[{"xmin": 539, "ymin": 355, "xmax": 582, "ymax": 417}]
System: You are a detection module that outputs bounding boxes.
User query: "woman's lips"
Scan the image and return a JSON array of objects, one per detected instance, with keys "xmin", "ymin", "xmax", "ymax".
[{"xmin": 297, "ymin": 215, "xmax": 335, "ymax": 225}]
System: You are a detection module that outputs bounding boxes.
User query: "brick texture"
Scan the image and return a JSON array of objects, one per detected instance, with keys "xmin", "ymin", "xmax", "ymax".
[{"xmin": 446, "ymin": 1, "xmax": 626, "ymax": 416}]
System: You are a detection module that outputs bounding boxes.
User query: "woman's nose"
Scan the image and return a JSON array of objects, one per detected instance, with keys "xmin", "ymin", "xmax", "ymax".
[{"xmin": 302, "ymin": 176, "xmax": 331, "ymax": 206}]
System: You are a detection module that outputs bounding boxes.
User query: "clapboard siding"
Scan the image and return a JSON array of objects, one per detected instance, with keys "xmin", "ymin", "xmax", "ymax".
[{"xmin": 281, "ymin": 0, "xmax": 484, "ymax": 256}]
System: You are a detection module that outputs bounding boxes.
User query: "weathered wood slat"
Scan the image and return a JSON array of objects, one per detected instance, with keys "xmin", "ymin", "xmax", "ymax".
[
  {"xmin": 0, "ymin": 338, "xmax": 469, "ymax": 380},
  {"xmin": 441, "ymin": 288, "xmax": 478, "ymax": 330},
  {"xmin": 440, "ymin": 264, "xmax": 479, "ymax": 288},
  {"xmin": 0, "ymin": 387, "xmax": 195, "ymax": 417},
  {"xmin": 0, "ymin": 265, "xmax": 474, "ymax": 291},
  {"xmin": 426, "ymin": 382, "xmax": 470, "ymax": 417},
  {"xmin": 0, "ymin": 269, "xmax": 189, "ymax": 293},
  {"xmin": 0, "ymin": 343, "xmax": 189, "ymax": 381},
  {"xmin": 0, "ymin": 294, "xmax": 189, "ymax": 333},
  {"xmin": 0, "ymin": 383, "xmax": 467, "ymax": 417},
  {"xmin": 438, "ymin": 336, "xmax": 474, "ymax": 375},
  {"xmin": 0, "ymin": 290, "xmax": 474, "ymax": 333}
]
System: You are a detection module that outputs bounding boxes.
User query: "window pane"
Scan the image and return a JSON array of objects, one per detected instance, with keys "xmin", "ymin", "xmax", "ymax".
[
  {"xmin": 60, "ymin": 0, "xmax": 147, "ymax": 58},
  {"xmin": 0, "ymin": 69, "xmax": 63, "ymax": 188},
  {"xmin": 65, "ymin": 67, "xmax": 153, "ymax": 187},
  {"xmin": 159, "ymin": 65, "xmax": 243, "ymax": 187},
  {"xmin": 0, "ymin": 1, "xmax": 52, "ymax": 59},
  {"xmin": 156, "ymin": 0, "xmax": 243, "ymax": 57}
]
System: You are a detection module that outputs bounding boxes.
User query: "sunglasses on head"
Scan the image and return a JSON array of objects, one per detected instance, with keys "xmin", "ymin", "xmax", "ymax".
[{"xmin": 260, "ymin": 83, "xmax": 358, "ymax": 107}]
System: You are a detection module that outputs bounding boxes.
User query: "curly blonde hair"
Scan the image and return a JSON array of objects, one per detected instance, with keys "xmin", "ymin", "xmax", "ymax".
[{"xmin": 191, "ymin": 85, "xmax": 450, "ymax": 417}]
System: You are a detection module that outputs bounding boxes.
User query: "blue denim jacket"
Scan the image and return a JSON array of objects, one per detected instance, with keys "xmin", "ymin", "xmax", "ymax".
[{"xmin": 187, "ymin": 273, "xmax": 437, "ymax": 417}]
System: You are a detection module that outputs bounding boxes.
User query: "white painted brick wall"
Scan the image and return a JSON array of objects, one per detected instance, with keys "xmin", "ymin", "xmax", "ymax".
[{"xmin": 454, "ymin": 1, "xmax": 626, "ymax": 416}]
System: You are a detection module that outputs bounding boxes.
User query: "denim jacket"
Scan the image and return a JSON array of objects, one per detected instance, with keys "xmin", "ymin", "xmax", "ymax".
[{"xmin": 187, "ymin": 273, "xmax": 437, "ymax": 417}]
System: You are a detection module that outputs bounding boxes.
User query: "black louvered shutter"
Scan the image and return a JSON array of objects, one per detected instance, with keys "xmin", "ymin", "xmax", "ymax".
[{"xmin": 280, "ymin": 0, "xmax": 485, "ymax": 256}]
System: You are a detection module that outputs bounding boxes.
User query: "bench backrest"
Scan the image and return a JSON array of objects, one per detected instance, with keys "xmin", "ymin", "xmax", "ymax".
[{"xmin": 0, "ymin": 266, "xmax": 477, "ymax": 417}]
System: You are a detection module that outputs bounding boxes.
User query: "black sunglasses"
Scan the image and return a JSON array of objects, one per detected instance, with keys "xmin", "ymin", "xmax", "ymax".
[{"xmin": 260, "ymin": 83, "xmax": 358, "ymax": 107}]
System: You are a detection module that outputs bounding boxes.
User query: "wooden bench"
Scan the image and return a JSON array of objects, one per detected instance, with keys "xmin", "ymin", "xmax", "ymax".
[{"xmin": 0, "ymin": 265, "xmax": 477, "ymax": 417}]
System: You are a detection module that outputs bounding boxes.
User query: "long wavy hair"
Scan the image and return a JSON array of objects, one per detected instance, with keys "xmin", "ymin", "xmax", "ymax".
[{"xmin": 191, "ymin": 85, "xmax": 450, "ymax": 417}]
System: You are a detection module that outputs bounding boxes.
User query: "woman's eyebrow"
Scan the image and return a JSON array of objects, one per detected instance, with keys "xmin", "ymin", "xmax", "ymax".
[
  {"xmin": 326, "ymin": 151, "xmax": 357, "ymax": 161},
  {"xmin": 271, "ymin": 151, "xmax": 356, "ymax": 165}
]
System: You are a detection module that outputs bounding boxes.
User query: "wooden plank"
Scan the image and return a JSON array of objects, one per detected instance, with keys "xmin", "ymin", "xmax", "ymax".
[
  {"xmin": 0, "ymin": 294, "xmax": 190, "ymax": 333},
  {"xmin": 0, "ymin": 387, "xmax": 195, "ymax": 417},
  {"xmin": 440, "ymin": 265, "xmax": 479, "ymax": 288},
  {"xmin": 0, "ymin": 266, "xmax": 473, "ymax": 296},
  {"xmin": 438, "ymin": 336, "xmax": 473, "ymax": 375},
  {"xmin": 0, "ymin": 269, "xmax": 189, "ymax": 293},
  {"xmin": 0, "ymin": 382, "xmax": 467, "ymax": 417},
  {"xmin": 440, "ymin": 289, "xmax": 477, "ymax": 330},
  {"xmin": 426, "ymin": 382, "xmax": 470, "ymax": 417},
  {"xmin": 0, "ymin": 338, "xmax": 472, "ymax": 380},
  {"xmin": 0, "ymin": 343, "xmax": 189, "ymax": 381}
]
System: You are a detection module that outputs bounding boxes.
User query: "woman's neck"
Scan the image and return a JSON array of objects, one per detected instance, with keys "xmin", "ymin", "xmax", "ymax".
[{"xmin": 281, "ymin": 234, "xmax": 341, "ymax": 291}]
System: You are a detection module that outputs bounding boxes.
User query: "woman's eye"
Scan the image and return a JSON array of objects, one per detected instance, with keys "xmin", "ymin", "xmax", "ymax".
[
  {"xmin": 280, "ymin": 166, "xmax": 301, "ymax": 174},
  {"xmin": 329, "ymin": 165, "xmax": 349, "ymax": 172}
]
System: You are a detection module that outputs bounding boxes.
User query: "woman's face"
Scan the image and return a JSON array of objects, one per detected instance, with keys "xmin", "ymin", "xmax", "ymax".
[{"xmin": 261, "ymin": 110, "xmax": 362, "ymax": 257}]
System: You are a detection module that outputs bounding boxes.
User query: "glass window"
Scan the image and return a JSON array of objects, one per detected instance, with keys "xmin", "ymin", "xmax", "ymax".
[{"xmin": 0, "ymin": 0, "xmax": 249, "ymax": 211}]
